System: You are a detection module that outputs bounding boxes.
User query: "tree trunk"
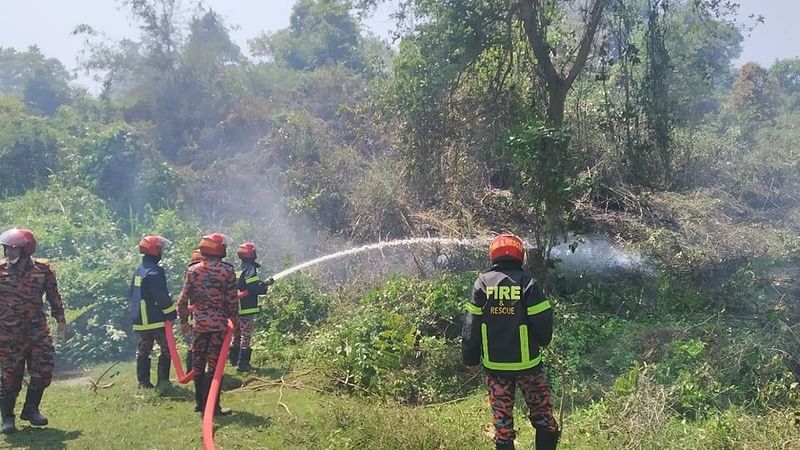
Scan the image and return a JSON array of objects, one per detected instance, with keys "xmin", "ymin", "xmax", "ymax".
[{"xmin": 546, "ymin": 83, "xmax": 568, "ymax": 128}]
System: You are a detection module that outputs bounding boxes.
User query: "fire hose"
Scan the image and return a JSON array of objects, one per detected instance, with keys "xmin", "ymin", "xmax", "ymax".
[{"xmin": 165, "ymin": 317, "xmax": 234, "ymax": 450}]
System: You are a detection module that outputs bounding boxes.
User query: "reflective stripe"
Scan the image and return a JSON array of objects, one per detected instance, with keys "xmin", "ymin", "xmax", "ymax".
[
  {"xmin": 133, "ymin": 322, "xmax": 165, "ymax": 331},
  {"xmin": 527, "ymin": 299, "xmax": 551, "ymax": 315},
  {"xmin": 134, "ymin": 275, "xmax": 142, "ymax": 287},
  {"xmin": 140, "ymin": 300, "xmax": 149, "ymax": 325},
  {"xmin": 480, "ymin": 323, "xmax": 542, "ymax": 371},
  {"xmin": 481, "ymin": 323, "xmax": 490, "ymax": 362},
  {"xmin": 239, "ymin": 307, "xmax": 259, "ymax": 315},
  {"xmin": 137, "ymin": 299, "xmax": 166, "ymax": 331},
  {"xmin": 162, "ymin": 303, "xmax": 177, "ymax": 314},
  {"xmin": 519, "ymin": 324, "xmax": 530, "ymax": 361},
  {"xmin": 465, "ymin": 303, "xmax": 483, "ymax": 315},
  {"xmin": 246, "ymin": 276, "xmax": 260, "ymax": 284}
]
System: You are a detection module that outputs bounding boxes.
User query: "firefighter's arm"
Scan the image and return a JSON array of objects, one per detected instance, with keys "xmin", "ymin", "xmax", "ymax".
[
  {"xmin": 462, "ymin": 278, "xmax": 486, "ymax": 366},
  {"xmin": 43, "ymin": 267, "xmax": 66, "ymax": 325},
  {"xmin": 147, "ymin": 268, "xmax": 177, "ymax": 321},
  {"xmin": 525, "ymin": 279, "xmax": 553, "ymax": 347},
  {"xmin": 246, "ymin": 270, "xmax": 269, "ymax": 296},
  {"xmin": 238, "ymin": 268, "xmax": 268, "ymax": 296}
]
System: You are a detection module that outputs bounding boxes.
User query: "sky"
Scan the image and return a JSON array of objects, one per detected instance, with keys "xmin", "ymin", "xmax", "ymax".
[{"xmin": 0, "ymin": 0, "xmax": 797, "ymax": 91}]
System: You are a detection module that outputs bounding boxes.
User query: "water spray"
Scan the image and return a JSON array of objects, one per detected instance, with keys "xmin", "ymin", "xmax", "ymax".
[
  {"xmin": 264, "ymin": 235, "xmax": 652, "ymax": 282},
  {"xmin": 268, "ymin": 237, "xmax": 484, "ymax": 281}
]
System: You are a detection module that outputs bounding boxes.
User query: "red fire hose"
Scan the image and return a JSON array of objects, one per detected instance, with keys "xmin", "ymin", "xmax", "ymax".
[
  {"xmin": 164, "ymin": 320, "xmax": 194, "ymax": 384},
  {"xmin": 165, "ymin": 319, "xmax": 234, "ymax": 450}
]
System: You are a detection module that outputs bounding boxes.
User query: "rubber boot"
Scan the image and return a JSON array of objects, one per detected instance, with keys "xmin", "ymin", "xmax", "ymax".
[
  {"xmin": 237, "ymin": 348, "xmax": 253, "ymax": 372},
  {"xmin": 156, "ymin": 355, "xmax": 171, "ymax": 387},
  {"xmin": 228, "ymin": 346, "xmax": 240, "ymax": 366},
  {"xmin": 0, "ymin": 396, "xmax": 16, "ymax": 434},
  {"xmin": 193, "ymin": 373, "xmax": 205, "ymax": 413},
  {"xmin": 204, "ymin": 372, "xmax": 231, "ymax": 416},
  {"xmin": 535, "ymin": 428, "xmax": 560, "ymax": 450},
  {"xmin": 496, "ymin": 440, "xmax": 515, "ymax": 450},
  {"xmin": 19, "ymin": 388, "xmax": 47, "ymax": 426},
  {"xmin": 214, "ymin": 387, "xmax": 232, "ymax": 416},
  {"xmin": 136, "ymin": 358, "xmax": 154, "ymax": 389}
]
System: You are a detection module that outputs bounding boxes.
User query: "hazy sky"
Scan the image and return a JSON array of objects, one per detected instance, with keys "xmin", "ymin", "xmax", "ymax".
[{"xmin": 0, "ymin": 0, "xmax": 797, "ymax": 90}]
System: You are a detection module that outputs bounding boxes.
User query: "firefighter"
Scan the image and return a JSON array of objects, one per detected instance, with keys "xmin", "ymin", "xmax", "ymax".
[
  {"xmin": 178, "ymin": 233, "xmax": 238, "ymax": 416},
  {"xmin": 130, "ymin": 235, "xmax": 177, "ymax": 389},
  {"xmin": 0, "ymin": 228, "xmax": 67, "ymax": 434},
  {"xmin": 230, "ymin": 242, "xmax": 274, "ymax": 372},
  {"xmin": 462, "ymin": 234, "xmax": 559, "ymax": 450}
]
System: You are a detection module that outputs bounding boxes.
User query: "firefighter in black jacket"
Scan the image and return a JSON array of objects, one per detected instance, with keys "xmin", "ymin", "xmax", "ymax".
[
  {"xmin": 229, "ymin": 242, "xmax": 273, "ymax": 372},
  {"xmin": 462, "ymin": 234, "xmax": 559, "ymax": 450},
  {"xmin": 130, "ymin": 235, "xmax": 177, "ymax": 389}
]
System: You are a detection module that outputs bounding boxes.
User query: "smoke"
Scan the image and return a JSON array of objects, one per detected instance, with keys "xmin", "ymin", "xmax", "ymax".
[
  {"xmin": 548, "ymin": 235, "xmax": 655, "ymax": 279},
  {"xmin": 192, "ymin": 158, "xmax": 334, "ymax": 272}
]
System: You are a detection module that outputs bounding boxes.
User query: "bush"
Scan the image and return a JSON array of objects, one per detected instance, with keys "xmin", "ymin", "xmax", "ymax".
[
  {"xmin": 309, "ymin": 273, "xmax": 475, "ymax": 403},
  {"xmin": 250, "ymin": 273, "xmax": 330, "ymax": 362}
]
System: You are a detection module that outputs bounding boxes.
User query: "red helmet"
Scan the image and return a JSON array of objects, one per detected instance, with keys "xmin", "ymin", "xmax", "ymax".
[
  {"xmin": 237, "ymin": 242, "xmax": 257, "ymax": 259},
  {"xmin": 0, "ymin": 228, "xmax": 37, "ymax": 255},
  {"xmin": 489, "ymin": 234, "xmax": 525, "ymax": 263},
  {"xmin": 139, "ymin": 235, "xmax": 171, "ymax": 257},
  {"xmin": 190, "ymin": 248, "xmax": 203, "ymax": 262},
  {"xmin": 199, "ymin": 232, "xmax": 230, "ymax": 257}
]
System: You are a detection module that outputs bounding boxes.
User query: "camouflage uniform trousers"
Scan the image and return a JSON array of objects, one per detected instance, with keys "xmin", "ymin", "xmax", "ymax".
[
  {"xmin": 486, "ymin": 368, "xmax": 559, "ymax": 444},
  {"xmin": 192, "ymin": 330, "xmax": 225, "ymax": 375},
  {"xmin": 0, "ymin": 324, "xmax": 54, "ymax": 398},
  {"xmin": 233, "ymin": 315, "xmax": 255, "ymax": 350},
  {"xmin": 136, "ymin": 329, "xmax": 170, "ymax": 360}
]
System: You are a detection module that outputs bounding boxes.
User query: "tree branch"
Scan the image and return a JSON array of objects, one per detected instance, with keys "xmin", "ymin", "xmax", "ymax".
[
  {"xmin": 565, "ymin": 0, "xmax": 607, "ymax": 87},
  {"xmin": 518, "ymin": 0, "xmax": 562, "ymax": 90}
]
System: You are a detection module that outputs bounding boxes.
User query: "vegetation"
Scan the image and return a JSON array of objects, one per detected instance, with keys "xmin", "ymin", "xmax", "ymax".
[{"xmin": 1, "ymin": 0, "xmax": 799, "ymax": 447}]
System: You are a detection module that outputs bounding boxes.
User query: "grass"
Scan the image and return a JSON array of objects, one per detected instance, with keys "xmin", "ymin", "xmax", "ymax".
[
  {"xmin": 1, "ymin": 361, "xmax": 798, "ymax": 450},
  {"xmin": 0, "ymin": 362, "xmax": 496, "ymax": 450}
]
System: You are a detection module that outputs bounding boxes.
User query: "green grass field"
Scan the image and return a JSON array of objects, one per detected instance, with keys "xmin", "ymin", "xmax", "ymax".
[
  {"xmin": 0, "ymin": 363, "xmax": 495, "ymax": 450},
  {"xmin": 0, "ymin": 362, "xmax": 797, "ymax": 450}
]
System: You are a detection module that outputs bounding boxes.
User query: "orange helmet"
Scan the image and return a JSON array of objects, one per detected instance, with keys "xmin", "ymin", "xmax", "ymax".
[
  {"xmin": 489, "ymin": 234, "xmax": 525, "ymax": 263},
  {"xmin": 198, "ymin": 232, "xmax": 230, "ymax": 257},
  {"xmin": 190, "ymin": 248, "xmax": 203, "ymax": 262},
  {"xmin": 139, "ymin": 235, "xmax": 171, "ymax": 257},
  {"xmin": 237, "ymin": 242, "xmax": 257, "ymax": 260},
  {"xmin": 0, "ymin": 228, "xmax": 37, "ymax": 255}
]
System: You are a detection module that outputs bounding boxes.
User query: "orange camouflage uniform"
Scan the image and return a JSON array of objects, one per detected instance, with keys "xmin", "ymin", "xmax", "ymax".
[
  {"xmin": 177, "ymin": 259, "xmax": 238, "ymax": 375},
  {"xmin": 0, "ymin": 257, "xmax": 65, "ymax": 397}
]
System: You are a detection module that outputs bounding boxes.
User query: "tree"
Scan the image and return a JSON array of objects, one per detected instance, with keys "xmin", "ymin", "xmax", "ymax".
[
  {"xmin": 664, "ymin": 4, "xmax": 742, "ymax": 121},
  {"xmin": 76, "ymin": 3, "xmax": 247, "ymax": 161},
  {"xmin": 728, "ymin": 62, "xmax": 779, "ymax": 141},
  {"xmin": 0, "ymin": 97, "xmax": 60, "ymax": 197},
  {"xmin": 518, "ymin": 0, "xmax": 608, "ymax": 127},
  {"xmin": 249, "ymin": 0, "xmax": 366, "ymax": 71},
  {"xmin": 362, "ymin": 0, "xmax": 608, "ymax": 277},
  {"xmin": 769, "ymin": 58, "xmax": 800, "ymax": 111},
  {"xmin": 0, "ymin": 46, "xmax": 72, "ymax": 115}
]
